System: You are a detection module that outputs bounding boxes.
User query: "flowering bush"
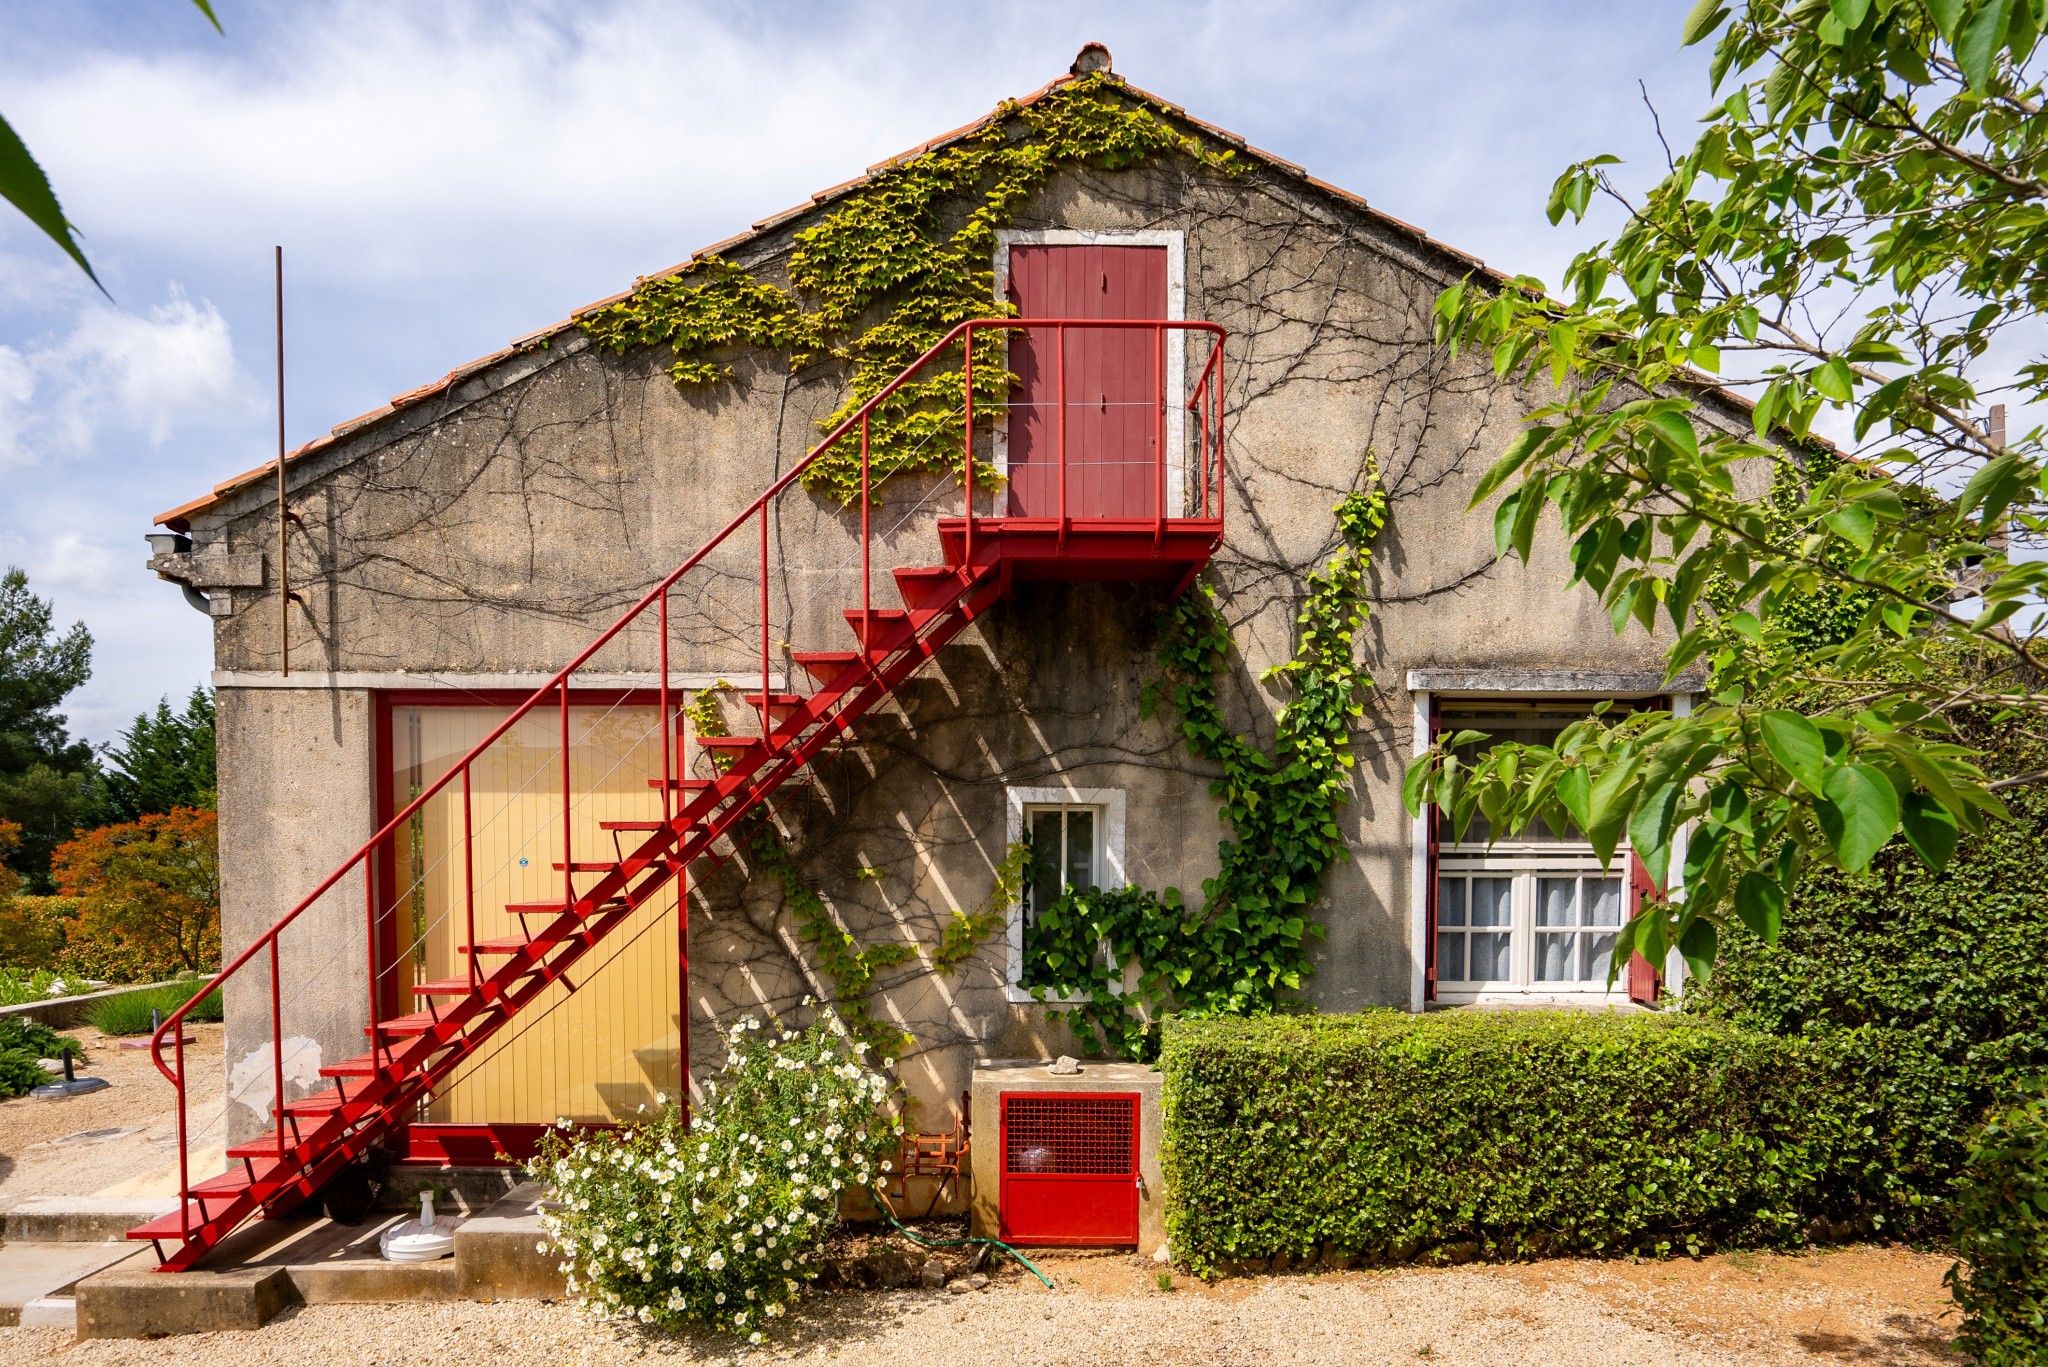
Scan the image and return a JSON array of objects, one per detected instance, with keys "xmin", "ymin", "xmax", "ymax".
[{"xmin": 536, "ymin": 1009, "xmax": 900, "ymax": 1341}]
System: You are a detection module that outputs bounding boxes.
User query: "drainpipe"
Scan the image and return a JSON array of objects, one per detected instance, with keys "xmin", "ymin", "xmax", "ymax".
[{"xmin": 180, "ymin": 583, "xmax": 212, "ymax": 616}]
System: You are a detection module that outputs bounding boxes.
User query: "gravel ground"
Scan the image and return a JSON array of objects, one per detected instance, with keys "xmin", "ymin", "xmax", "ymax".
[
  {"xmin": 0, "ymin": 1244, "xmax": 1960, "ymax": 1366},
  {"xmin": 0, "ymin": 1023, "xmax": 226, "ymax": 1203}
]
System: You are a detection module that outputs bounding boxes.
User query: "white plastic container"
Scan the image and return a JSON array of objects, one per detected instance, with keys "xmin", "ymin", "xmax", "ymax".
[{"xmin": 379, "ymin": 1191, "xmax": 460, "ymax": 1262}]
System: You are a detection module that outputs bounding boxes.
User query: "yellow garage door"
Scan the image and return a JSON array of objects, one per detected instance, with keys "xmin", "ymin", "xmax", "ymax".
[{"xmin": 388, "ymin": 701, "xmax": 682, "ymax": 1126}]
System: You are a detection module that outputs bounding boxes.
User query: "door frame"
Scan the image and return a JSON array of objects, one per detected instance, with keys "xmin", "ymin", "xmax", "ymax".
[
  {"xmin": 992, "ymin": 230, "xmax": 1187, "ymax": 514},
  {"xmin": 372, "ymin": 687, "xmax": 688, "ymax": 1159}
]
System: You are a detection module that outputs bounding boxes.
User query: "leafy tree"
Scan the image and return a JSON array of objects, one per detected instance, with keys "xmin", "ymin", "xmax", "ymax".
[
  {"xmin": 0, "ymin": 0, "xmax": 219, "ymax": 289},
  {"xmin": 89, "ymin": 687, "xmax": 216, "ymax": 825},
  {"xmin": 1408, "ymin": 0, "xmax": 2048, "ymax": 982},
  {"xmin": 51, "ymin": 807, "xmax": 219, "ymax": 977},
  {"xmin": 0, "ymin": 567, "xmax": 93, "ymax": 890}
]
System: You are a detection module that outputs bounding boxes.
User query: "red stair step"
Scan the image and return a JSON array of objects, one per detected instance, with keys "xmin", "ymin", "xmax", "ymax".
[
  {"xmin": 641, "ymin": 778, "xmax": 715, "ymax": 793},
  {"xmin": 794, "ymin": 651, "xmax": 867, "ymax": 686},
  {"xmin": 502, "ymin": 899, "xmax": 623, "ymax": 917},
  {"xmin": 550, "ymin": 861, "xmax": 625, "ymax": 872},
  {"xmin": 368, "ymin": 1010, "xmax": 446, "ymax": 1038},
  {"xmin": 411, "ymin": 974, "xmax": 523, "ymax": 997},
  {"xmin": 894, "ymin": 566, "xmax": 964, "ymax": 608},
  {"xmin": 319, "ymin": 1052, "xmax": 384, "ymax": 1078},
  {"xmin": 128, "ymin": 1201, "xmax": 220, "ymax": 1242},
  {"xmin": 699, "ymin": 735, "xmax": 764, "ymax": 752},
  {"xmin": 280, "ymin": 1086, "xmax": 353, "ymax": 1117},
  {"xmin": 845, "ymin": 608, "xmax": 910, "ymax": 646},
  {"xmin": 226, "ymin": 1132, "xmax": 292, "ymax": 1160},
  {"xmin": 456, "ymin": 936, "xmax": 542, "ymax": 956}
]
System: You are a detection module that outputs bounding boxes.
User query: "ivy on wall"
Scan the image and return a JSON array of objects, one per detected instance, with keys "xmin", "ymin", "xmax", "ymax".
[
  {"xmin": 1024, "ymin": 483, "xmax": 1390, "ymax": 1058},
  {"xmin": 578, "ymin": 73, "xmax": 1238, "ymax": 504}
]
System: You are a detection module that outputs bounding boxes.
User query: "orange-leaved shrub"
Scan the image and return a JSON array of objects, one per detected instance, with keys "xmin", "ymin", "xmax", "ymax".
[{"xmin": 52, "ymin": 808, "xmax": 219, "ymax": 980}]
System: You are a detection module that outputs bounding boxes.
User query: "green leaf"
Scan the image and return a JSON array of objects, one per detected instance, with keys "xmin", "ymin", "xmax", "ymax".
[
  {"xmin": 1829, "ymin": 0, "xmax": 1872, "ymax": 27},
  {"xmin": 1957, "ymin": 0, "xmax": 2016, "ymax": 87},
  {"xmin": 1646, "ymin": 410, "xmax": 1699, "ymax": 461},
  {"xmin": 1468, "ymin": 426, "xmax": 1552, "ymax": 509},
  {"xmin": 1556, "ymin": 765, "xmax": 1593, "ymax": 834},
  {"xmin": 1824, "ymin": 504, "xmax": 1875, "ymax": 550},
  {"xmin": 1811, "ymin": 357, "xmax": 1855, "ymax": 401},
  {"xmin": 1760, "ymin": 711, "xmax": 1828, "ymax": 795},
  {"xmin": 189, "ymin": 0, "xmax": 224, "ymax": 32},
  {"xmin": 1628, "ymin": 783, "xmax": 1681, "ymax": 889},
  {"xmin": 1817, "ymin": 763, "xmax": 1902, "ymax": 873},
  {"xmin": 0, "ymin": 112, "xmax": 101, "ymax": 292},
  {"xmin": 1682, "ymin": 0, "xmax": 1729, "ymax": 43},
  {"xmin": 1899, "ymin": 792, "xmax": 1960, "ymax": 871},
  {"xmin": 1493, "ymin": 489, "xmax": 1523, "ymax": 559},
  {"xmin": 1733, "ymin": 872, "xmax": 1784, "ymax": 943},
  {"xmin": 1678, "ymin": 917, "xmax": 1718, "ymax": 983},
  {"xmin": 1926, "ymin": 0, "xmax": 1967, "ymax": 38}
]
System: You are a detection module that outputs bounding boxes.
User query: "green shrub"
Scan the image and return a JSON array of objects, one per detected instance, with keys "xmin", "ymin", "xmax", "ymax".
[
  {"xmin": 535, "ymin": 1010, "xmax": 900, "ymax": 1342},
  {"xmin": 1160, "ymin": 1011, "xmax": 1905, "ymax": 1274},
  {"xmin": 0, "ymin": 1014, "xmax": 83, "ymax": 1099},
  {"xmin": 82, "ymin": 980, "xmax": 223, "ymax": 1036},
  {"xmin": 1947, "ymin": 1089, "xmax": 2048, "ymax": 1366},
  {"xmin": 0, "ymin": 966, "xmax": 84, "ymax": 1007}
]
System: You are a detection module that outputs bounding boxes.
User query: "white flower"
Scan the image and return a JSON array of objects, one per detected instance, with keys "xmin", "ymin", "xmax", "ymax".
[
  {"xmin": 706, "ymin": 1252, "xmax": 725, "ymax": 1272},
  {"xmin": 715, "ymin": 1292, "xmax": 725, "ymax": 1305}
]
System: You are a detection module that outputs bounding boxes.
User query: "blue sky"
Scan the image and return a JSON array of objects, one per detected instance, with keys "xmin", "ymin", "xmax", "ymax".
[{"xmin": 0, "ymin": 0, "xmax": 1706, "ymax": 745}]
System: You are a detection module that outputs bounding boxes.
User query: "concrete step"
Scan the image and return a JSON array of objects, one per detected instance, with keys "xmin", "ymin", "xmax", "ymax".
[
  {"xmin": 2, "ymin": 1197, "xmax": 177, "ymax": 1244},
  {"xmin": 0, "ymin": 1241, "xmax": 145, "ymax": 1327}
]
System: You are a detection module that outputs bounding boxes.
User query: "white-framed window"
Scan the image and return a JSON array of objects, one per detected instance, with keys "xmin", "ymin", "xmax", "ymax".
[
  {"xmin": 1429, "ymin": 700, "xmax": 1643, "ymax": 1004},
  {"xmin": 1004, "ymin": 786, "xmax": 1126, "ymax": 1003}
]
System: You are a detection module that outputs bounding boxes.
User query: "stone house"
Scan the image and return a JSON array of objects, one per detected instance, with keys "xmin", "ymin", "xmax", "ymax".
[{"xmin": 137, "ymin": 46, "xmax": 1732, "ymax": 1263}]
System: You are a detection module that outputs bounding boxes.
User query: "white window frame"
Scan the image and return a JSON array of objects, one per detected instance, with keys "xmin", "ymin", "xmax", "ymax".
[
  {"xmin": 991, "ymin": 229, "xmax": 1188, "ymax": 514},
  {"xmin": 1004, "ymin": 785, "xmax": 1127, "ymax": 1004},
  {"xmin": 1408, "ymin": 689, "xmax": 1693, "ymax": 1011}
]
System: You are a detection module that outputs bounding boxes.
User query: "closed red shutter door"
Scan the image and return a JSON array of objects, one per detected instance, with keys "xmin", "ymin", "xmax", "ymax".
[
  {"xmin": 1626, "ymin": 852, "xmax": 1661, "ymax": 1005},
  {"xmin": 1006, "ymin": 244, "xmax": 1169, "ymax": 519}
]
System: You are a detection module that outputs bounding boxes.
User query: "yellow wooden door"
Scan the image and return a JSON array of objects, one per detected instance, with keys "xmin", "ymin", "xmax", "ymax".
[{"xmin": 390, "ymin": 702, "xmax": 682, "ymax": 1125}]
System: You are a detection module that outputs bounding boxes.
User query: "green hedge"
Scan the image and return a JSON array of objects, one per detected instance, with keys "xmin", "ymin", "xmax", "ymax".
[
  {"xmin": 1689, "ymin": 727, "xmax": 2048, "ymax": 1230},
  {"xmin": 1159, "ymin": 1011, "xmax": 1913, "ymax": 1273},
  {"xmin": 1947, "ymin": 1090, "xmax": 2048, "ymax": 1366}
]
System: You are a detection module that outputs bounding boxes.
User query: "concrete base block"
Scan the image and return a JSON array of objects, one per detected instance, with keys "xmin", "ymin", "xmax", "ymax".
[
  {"xmin": 19, "ymin": 1297, "xmax": 76, "ymax": 1330},
  {"xmin": 3, "ymin": 1198, "xmax": 178, "ymax": 1243},
  {"xmin": 455, "ymin": 1181, "xmax": 564, "ymax": 1301},
  {"xmin": 291, "ymin": 1259, "xmax": 460, "ymax": 1304},
  {"xmin": 74, "ymin": 1265, "xmax": 298, "ymax": 1339}
]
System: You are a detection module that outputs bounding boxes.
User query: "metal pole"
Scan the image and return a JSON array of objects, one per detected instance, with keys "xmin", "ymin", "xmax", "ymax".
[
  {"xmin": 860, "ymin": 415, "xmax": 870, "ymax": 629},
  {"xmin": 962, "ymin": 329, "xmax": 974, "ymax": 565},
  {"xmin": 275, "ymin": 246, "xmax": 290, "ymax": 677},
  {"xmin": 560, "ymin": 682, "xmax": 572, "ymax": 911},
  {"xmin": 270, "ymin": 938, "xmax": 284, "ymax": 1159},
  {"xmin": 659, "ymin": 591, "xmax": 671, "ymax": 824},
  {"xmin": 1154, "ymin": 325, "xmax": 1165, "ymax": 546},
  {"xmin": 463, "ymin": 767, "xmax": 476, "ymax": 993},
  {"xmin": 759, "ymin": 506, "xmax": 771, "ymax": 737},
  {"xmin": 1057, "ymin": 324, "xmax": 1068, "ymax": 543}
]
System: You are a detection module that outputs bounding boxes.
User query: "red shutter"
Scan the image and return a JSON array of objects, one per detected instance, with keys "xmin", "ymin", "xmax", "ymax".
[
  {"xmin": 1626, "ymin": 852, "xmax": 1662, "ymax": 1005},
  {"xmin": 1422, "ymin": 695, "xmax": 1441, "ymax": 1004}
]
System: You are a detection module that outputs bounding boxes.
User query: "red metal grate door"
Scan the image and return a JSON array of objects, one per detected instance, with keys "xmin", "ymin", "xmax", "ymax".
[{"xmin": 998, "ymin": 1091, "xmax": 1139, "ymax": 1246}]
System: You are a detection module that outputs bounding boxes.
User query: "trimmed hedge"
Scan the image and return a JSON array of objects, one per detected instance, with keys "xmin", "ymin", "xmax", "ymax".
[
  {"xmin": 1947, "ymin": 1090, "xmax": 2048, "ymax": 1366},
  {"xmin": 1160, "ymin": 1011, "xmax": 1913, "ymax": 1273}
]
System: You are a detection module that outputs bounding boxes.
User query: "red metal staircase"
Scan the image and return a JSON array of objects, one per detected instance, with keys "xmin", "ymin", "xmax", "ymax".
[{"xmin": 133, "ymin": 318, "xmax": 1227, "ymax": 1271}]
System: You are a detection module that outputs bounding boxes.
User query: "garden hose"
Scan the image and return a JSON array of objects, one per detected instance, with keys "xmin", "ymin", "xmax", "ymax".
[{"xmin": 868, "ymin": 1185, "xmax": 1055, "ymax": 1289}]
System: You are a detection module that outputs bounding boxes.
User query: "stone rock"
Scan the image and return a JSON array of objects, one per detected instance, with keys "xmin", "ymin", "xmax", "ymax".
[
  {"xmin": 965, "ymin": 1274, "xmax": 989, "ymax": 1291},
  {"xmin": 1152, "ymin": 1242, "xmax": 1172, "ymax": 1264},
  {"xmin": 861, "ymin": 1247, "xmax": 919, "ymax": 1288},
  {"xmin": 919, "ymin": 1258, "xmax": 948, "ymax": 1289},
  {"xmin": 1048, "ymin": 1055, "xmax": 1081, "ymax": 1076},
  {"xmin": 947, "ymin": 1279, "xmax": 974, "ymax": 1295},
  {"xmin": 1439, "ymin": 1241, "xmax": 1480, "ymax": 1265}
]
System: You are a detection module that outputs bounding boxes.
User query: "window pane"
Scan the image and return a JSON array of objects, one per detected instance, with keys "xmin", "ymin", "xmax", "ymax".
[
  {"xmin": 1582, "ymin": 931, "xmax": 1617, "ymax": 983},
  {"xmin": 1470, "ymin": 931, "xmax": 1512, "ymax": 981},
  {"xmin": 1064, "ymin": 808, "xmax": 1096, "ymax": 891},
  {"xmin": 1028, "ymin": 810, "xmax": 1064, "ymax": 920},
  {"xmin": 1471, "ymin": 877, "xmax": 1513, "ymax": 927},
  {"xmin": 1587, "ymin": 878, "xmax": 1623, "ymax": 927},
  {"xmin": 1536, "ymin": 877, "xmax": 1577, "ymax": 927},
  {"xmin": 1534, "ymin": 931, "xmax": 1576, "ymax": 981},
  {"xmin": 1437, "ymin": 877, "xmax": 1467, "ymax": 927},
  {"xmin": 1436, "ymin": 932, "xmax": 1466, "ymax": 982}
]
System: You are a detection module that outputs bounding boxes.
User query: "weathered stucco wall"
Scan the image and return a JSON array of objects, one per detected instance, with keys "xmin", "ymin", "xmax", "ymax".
[
  {"xmin": 171, "ymin": 140, "xmax": 1711, "ymax": 1129},
  {"xmin": 214, "ymin": 686, "xmax": 375, "ymax": 1141}
]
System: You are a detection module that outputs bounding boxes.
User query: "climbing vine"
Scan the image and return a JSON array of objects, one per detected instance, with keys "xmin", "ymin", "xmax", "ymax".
[
  {"xmin": 1023, "ymin": 481, "xmax": 1390, "ymax": 1058},
  {"xmin": 579, "ymin": 73, "xmax": 1237, "ymax": 504}
]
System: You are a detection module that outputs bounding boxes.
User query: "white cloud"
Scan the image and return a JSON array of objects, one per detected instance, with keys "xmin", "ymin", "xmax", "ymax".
[{"xmin": 0, "ymin": 285, "xmax": 258, "ymax": 464}]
